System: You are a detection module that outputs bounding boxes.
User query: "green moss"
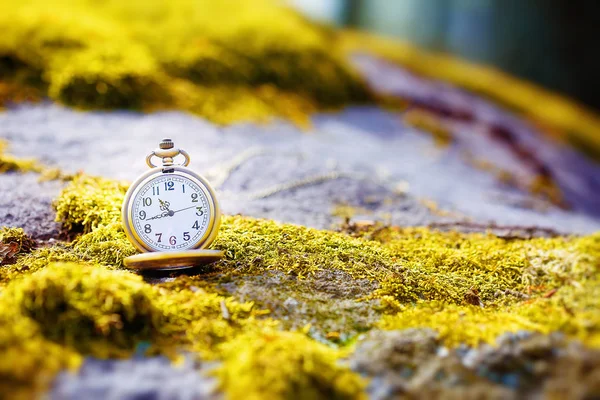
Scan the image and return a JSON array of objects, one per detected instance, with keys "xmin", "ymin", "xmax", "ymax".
[
  {"xmin": 1, "ymin": 0, "xmax": 372, "ymax": 123},
  {"xmin": 217, "ymin": 330, "xmax": 366, "ymax": 400}
]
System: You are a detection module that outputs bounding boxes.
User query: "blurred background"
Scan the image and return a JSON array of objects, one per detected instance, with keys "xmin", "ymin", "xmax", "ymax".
[{"xmin": 291, "ymin": 0, "xmax": 600, "ymax": 112}]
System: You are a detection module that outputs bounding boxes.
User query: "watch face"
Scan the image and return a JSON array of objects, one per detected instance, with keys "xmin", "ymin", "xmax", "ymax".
[{"xmin": 130, "ymin": 173, "xmax": 213, "ymax": 251}]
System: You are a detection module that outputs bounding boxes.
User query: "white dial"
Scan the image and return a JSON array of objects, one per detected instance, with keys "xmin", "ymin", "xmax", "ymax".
[{"xmin": 130, "ymin": 173, "xmax": 212, "ymax": 251}]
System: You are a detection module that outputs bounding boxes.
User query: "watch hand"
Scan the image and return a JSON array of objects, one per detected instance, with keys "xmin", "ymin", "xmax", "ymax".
[
  {"xmin": 146, "ymin": 211, "xmax": 170, "ymax": 221},
  {"xmin": 158, "ymin": 199, "xmax": 172, "ymax": 212},
  {"xmin": 172, "ymin": 205, "xmax": 202, "ymax": 214}
]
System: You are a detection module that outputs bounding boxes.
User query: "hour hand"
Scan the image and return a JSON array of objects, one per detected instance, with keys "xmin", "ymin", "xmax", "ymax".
[
  {"xmin": 146, "ymin": 211, "xmax": 170, "ymax": 221},
  {"xmin": 158, "ymin": 199, "xmax": 174, "ymax": 216}
]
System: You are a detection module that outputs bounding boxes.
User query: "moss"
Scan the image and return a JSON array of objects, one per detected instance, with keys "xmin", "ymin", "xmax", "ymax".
[
  {"xmin": 380, "ymin": 277, "xmax": 600, "ymax": 348},
  {"xmin": 48, "ymin": 44, "xmax": 166, "ymax": 109},
  {"xmin": 0, "ymin": 0, "xmax": 373, "ymax": 123},
  {"xmin": 157, "ymin": 284, "xmax": 275, "ymax": 359},
  {"xmin": 53, "ymin": 174, "xmax": 129, "ymax": 233},
  {"xmin": 0, "ymin": 305, "xmax": 81, "ymax": 399},
  {"xmin": 9, "ymin": 262, "xmax": 164, "ymax": 356},
  {"xmin": 50, "ymin": 176, "xmax": 600, "ymax": 336},
  {"xmin": 0, "ymin": 260, "xmax": 277, "ymax": 397},
  {"xmin": 217, "ymin": 330, "xmax": 366, "ymax": 400},
  {"xmin": 0, "ymin": 246, "xmax": 81, "ymax": 284},
  {"xmin": 0, "ymin": 227, "xmax": 35, "ymax": 255},
  {"xmin": 403, "ymin": 109, "xmax": 453, "ymax": 147},
  {"xmin": 71, "ymin": 222, "xmax": 136, "ymax": 267},
  {"xmin": 0, "ymin": 139, "xmax": 43, "ymax": 174}
]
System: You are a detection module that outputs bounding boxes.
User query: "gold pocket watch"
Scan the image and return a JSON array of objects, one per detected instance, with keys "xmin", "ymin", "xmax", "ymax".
[{"xmin": 121, "ymin": 138, "xmax": 223, "ymax": 270}]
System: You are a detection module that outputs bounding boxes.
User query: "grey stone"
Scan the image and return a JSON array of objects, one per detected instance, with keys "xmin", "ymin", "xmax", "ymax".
[{"xmin": 51, "ymin": 356, "xmax": 219, "ymax": 400}]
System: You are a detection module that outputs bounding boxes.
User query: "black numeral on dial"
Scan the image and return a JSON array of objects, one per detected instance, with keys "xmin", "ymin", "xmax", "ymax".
[
  {"xmin": 192, "ymin": 221, "xmax": 200, "ymax": 230},
  {"xmin": 139, "ymin": 210, "xmax": 146, "ymax": 220},
  {"xmin": 153, "ymin": 187, "xmax": 159, "ymax": 196},
  {"xmin": 144, "ymin": 224, "xmax": 152, "ymax": 233},
  {"xmin": 155, "ymin": 233, "xmax": 162, "ymax": 242},
  {"xmin": 165, "ymin": 181, "xmax": 174, "ymax": 191},
  {"xmin": 183, "ymin": 232, "xmax": 190, "ymax": 241},
  {"xmin": 143, "ymin": 197, "xmax": 152, "ymax": 207},
  {"xmin": 191, "ymin": 193, "xmax": 198, "ymax": 203}
]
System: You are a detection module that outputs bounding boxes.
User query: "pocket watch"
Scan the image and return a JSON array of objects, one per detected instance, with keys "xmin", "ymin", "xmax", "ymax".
[{"xmin": 121, "ymin": 138, "xmax": 223, "ymax": 270}]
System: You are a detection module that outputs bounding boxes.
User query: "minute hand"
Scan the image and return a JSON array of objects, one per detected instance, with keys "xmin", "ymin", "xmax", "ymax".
[{"xmin": 172, "ymin": 205, "xmax": 203, "ymax": 214}]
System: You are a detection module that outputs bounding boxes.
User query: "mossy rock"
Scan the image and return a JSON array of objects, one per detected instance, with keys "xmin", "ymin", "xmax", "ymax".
[{"xmin": 0, "ymin": 172, "xmax": 598, "ymax": 398}]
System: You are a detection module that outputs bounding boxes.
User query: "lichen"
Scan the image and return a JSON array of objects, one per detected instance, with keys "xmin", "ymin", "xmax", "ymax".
[{"xmin": 217, "ymin": 330, "xmax": 366, "ymax": 400}]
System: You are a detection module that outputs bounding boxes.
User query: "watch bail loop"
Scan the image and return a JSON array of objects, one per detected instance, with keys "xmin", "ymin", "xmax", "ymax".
[{"xmin": 146, "ymin": 138, "xmax": 191, "ymax": 168}]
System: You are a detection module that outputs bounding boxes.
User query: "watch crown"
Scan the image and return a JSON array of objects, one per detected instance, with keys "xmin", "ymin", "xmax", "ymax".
[{"xmin": 159, "ymin": 138, "xmax": 174, "ymax": 149}]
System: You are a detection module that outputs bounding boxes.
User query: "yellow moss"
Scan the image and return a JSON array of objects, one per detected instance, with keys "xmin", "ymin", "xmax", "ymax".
[
  {"xmin": 217, "ymin": 330, "xmax": 366, "ymax": 400},
  {"xmin": 1, "ymin": 0, "xmax": 372, "ymax": 122},
  {"xmin": 341, "ymin": 30, "xmax": 600, "ymax": 159},
  {"xmin": 0, "ymin": 306, "xmax": 81, "ymax": 400},
  {"xmin": 403, "ymin": 109, "xmax": 453, "ymax": 147},
  {"xmin": 380, "ymin": 278, "xmax": 600, "ymax": 348},
  {"xmin": 53, "ymin": 174, "xmax": 129, "ymax": 233},
  {"xmin": 71, "ymin": 222, "xmax": 136, "ymax": 267},
  {"xmin": 53, "ymin": 175, "xmax": 600, "ymax": 311},
  {"xmin": 0, "ymin": 139, "xmax": 43, "ymax": 174},
  {"xmin": 379, "ymin": 302, "xmax": 543, "ymax": 348},
  {"xmin": 8, "ymin": 262, "xmax": 165, "ymax": 356},
  {"xmin": 157, "ymin": 285, "xmax": 276, "ymax": 359},
  {"xmin": 0, "ymin": 226, "xmax": 35, "ymax": 255},
  {"xmin": 0, "ymin": 260, "xmax": 279, "ymax": 398},
  {"xmin": 48, "ymin": 43, "xmax": 166, "ymax": 109}
]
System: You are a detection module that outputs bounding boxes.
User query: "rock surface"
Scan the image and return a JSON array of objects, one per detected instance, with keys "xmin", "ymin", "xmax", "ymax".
[
  {"xmin": 350, "ymin": 330, "xmax": 600, "ymax": 399},
  {"xmin": 2, "ymin": 66, "xmax": 600, "ymax": 235},
  {"xmin": 52, "ymin": 355, "xmax": 218, "ymax": 400}
]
